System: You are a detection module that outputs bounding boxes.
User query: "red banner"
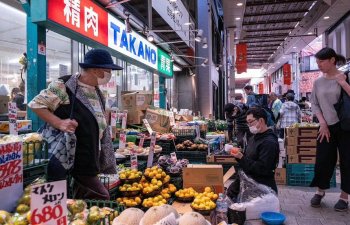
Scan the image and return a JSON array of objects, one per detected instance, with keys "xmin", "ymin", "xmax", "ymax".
[
  {"xmin": 283, "ymin": 64, "xmax": 292, "ymax": 85},
  {"xmin": 236, "ymin": 43, "xmax": 247, "ymax": 74},
  {"xmin": 258, "ymin": 83, "xmax": 264, "ymax": 94},
  {"xmin": 48, "ymin": 0, "xmax": 109, "ymax": 46}
]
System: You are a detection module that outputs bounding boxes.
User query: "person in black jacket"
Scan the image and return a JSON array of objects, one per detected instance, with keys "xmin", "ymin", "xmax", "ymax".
[
  {"xmin": 232, "ymin": 103, "xmax": 251, "ymax": 148},
  {"xmin": 224, "ymin": 103, "xmax": 235, "ymax": 142},
  {"xmin": 231, "ymin": 107, "xmax": 280, "ymax": 193}
]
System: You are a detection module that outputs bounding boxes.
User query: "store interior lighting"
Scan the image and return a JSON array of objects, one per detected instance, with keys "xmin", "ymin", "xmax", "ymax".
[
  {"xmin": 202, "ymin": 37, "xmax": 208, "ymax": 48},
  {"xmin": 147, "ymin": 34, "xmax": 154, "ymax": 42},
  {"xmin": 201, "ymin": 58, "xmax": 209, "ymax": 67}
]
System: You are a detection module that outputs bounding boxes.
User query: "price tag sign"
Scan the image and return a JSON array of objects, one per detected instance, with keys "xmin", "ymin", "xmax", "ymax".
[
  {"xmin": 119, "ymin": 131, "xmax": 126, "ymax": 149},
  {"xmin": 138, "ymin": 134, "xmax": 145, "ymax": 148},
  {"xmin": 195, "ymin": 124, "xmax": 200, "ymax": 139},
  {"xmin": 30, "ymin": 180, "xmax": 67, "ymax": 225},
  {"xmin": 121, "ymin": 110, "xmax": 128, "ymax": 129},
  {"xmin": 169, "ymin": 112, "xmax": 176, "ymax": 126},
  {"xmin": 111, "ymin": 110, "xmax": 117, "ymax": 127},
  {"xmin": 0, "ymin": 141, "xmax": 23, "ymax": 211},
  {"xmin": 170, "ymin": 152, "xmax": 177, "ymax": 163},
  {"xmin": 8, "ymin": 102, "xmax": 17, "ymax": 135},
  {"xmin": 143, "ymin": 119, "xmax": 153, "ymax": 134},
  {"xmin": 130, "ymin": 154, "xmax": 138, "ymax": 170},
  {"xmin": 147, "ymin": 132, "xmax": 157, "ymax": 167}
]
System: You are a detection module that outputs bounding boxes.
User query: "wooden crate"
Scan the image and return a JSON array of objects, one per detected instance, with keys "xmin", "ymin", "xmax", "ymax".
[{"xmin": 288, "ymin": 154, "xmax": 315, "ymax": 164}]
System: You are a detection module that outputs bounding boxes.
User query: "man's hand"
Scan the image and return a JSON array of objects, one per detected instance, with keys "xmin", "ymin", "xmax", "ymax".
[
  {"xmin": 335, "ymin": 73, "xmax": 346, "ymax": 85},
  {"xmin": 230, "ymin": 151, "xmax": 243, "ymax": 159},
  {"xmin": 57, "ymin": 119, "xmax": 78, "ymax": 133}
]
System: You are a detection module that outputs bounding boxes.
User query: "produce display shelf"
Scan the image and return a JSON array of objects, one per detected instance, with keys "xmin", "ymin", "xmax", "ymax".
[
  {"xmin": 175, "ymin": 151, "xmax": 207, "ymax": 164},
  {"xmin": 139, "ymin": 139, "xmax": 176, "ymax": 155},
  {"xmin": 286, "ymin": 163, "xmax": 336, "ymax": 187}
]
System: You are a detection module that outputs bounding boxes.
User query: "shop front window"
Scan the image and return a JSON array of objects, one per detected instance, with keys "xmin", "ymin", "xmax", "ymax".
[{"xmin": 127, "ymin": 63, "xmax": 153, "ymax": 91}]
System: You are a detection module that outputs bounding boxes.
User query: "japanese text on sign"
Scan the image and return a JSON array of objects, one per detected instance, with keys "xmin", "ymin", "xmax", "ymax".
[
  {"xmin": 0, "ymin": 141, "xmax": 23, "ymax": 211},
  {"xmin": 8, "ymin": 102, "xmax": 17, "ymax": 135},
  {"xmin": 31, "ymin": 180, "xmax": 68, "ymax": 225}
]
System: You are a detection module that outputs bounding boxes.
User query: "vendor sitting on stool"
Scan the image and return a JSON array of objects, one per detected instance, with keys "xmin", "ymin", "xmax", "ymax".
[{"xmin": 229, "ymin": 107, "xmax": 280, "ymax": 194}]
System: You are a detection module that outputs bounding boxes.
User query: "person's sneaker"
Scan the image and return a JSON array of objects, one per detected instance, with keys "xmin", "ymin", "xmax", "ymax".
[
  {"xmin": 310, "ymin": 193, "xmax": 325, "ymax": 207},
  {"xmin": 334, "ymin": 199, "xmax": 349, "ymax": 212}
]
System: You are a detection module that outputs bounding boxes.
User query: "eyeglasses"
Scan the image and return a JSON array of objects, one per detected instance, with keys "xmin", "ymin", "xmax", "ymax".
[{"xmin": 247, "ymin": 119, "xmax": 257, "ymax": 126}]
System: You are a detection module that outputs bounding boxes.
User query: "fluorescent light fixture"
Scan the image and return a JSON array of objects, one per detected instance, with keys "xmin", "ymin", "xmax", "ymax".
[
  {"xmin": 237, "ymin": 3, "xmax": 243, "ymax": 6},
  {"xmin": 307, "ymin": 32, "xmax": 313, "ymax": 35},
  {"xmin": 293, "ymin": 46, "xmax": 297, "ymax": 49},
  {"xmin": 202, "ymin": 37, "xmax": 208, "ymax": 48},
  {"xmin": 201, "ymin": 58, "xmax": 208, "ymax": 67},
  {"xmin": 235, "ymin": 17, "xmax": 241, "ymax": 21},
  {"xmin": 173, "ymin": 64, "xmax": 182, "ymax": 71},
  {"xmin": 169, "ymin": 0, "xmax": 177, "ymax": 2},
  {"xmin": 195, "ymin": 29, "xmax": 203, "ymax": 42},
  {"xmin": 172, "ymin": 10, "xmax": 180, "ymax": 14},
  {"xmin": 323, "ymin": 16, "xmax": 330, "ymax": 20},
  {"xmin": 183, "ymin": 22, "xmax": 192, "ymax": 26}
]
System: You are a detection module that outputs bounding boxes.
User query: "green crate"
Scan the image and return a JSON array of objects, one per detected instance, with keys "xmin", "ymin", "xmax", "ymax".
[
  {"xmin": 175, "ymin": 151, "xmax": 207, "ymax": 164},
  {"xmin": 286, "ymin": 163, "xmax": 336, "ymax": 187},
  {"xmin": 23, "ymin": 164, "xmax": 47, "ymax": 187},
  {"xmin": 23, "ymin": 140, "xmax": 49, "ymax": 168}
]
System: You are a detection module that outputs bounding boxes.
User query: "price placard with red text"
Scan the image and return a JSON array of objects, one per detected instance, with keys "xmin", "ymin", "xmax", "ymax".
[
  {"xmin": 147, "ymin": 132, "xmax": 157, "ymax": 168},
  {"xmin": 30, "ymin": 180, "xmax": 67, "ymax": 225},
  {"xmin": 0, "ymin": 141, "xmax": 23, "ymax": 211},
  {"xmin": 8, "ymin": 102, "xmax": 17, "ymax": 135}
]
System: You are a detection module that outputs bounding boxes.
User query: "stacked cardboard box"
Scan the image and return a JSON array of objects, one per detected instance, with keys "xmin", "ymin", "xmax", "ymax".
[
  {"xmin": 275, "ymin": 138, "xmax": 287, "ymax": 185},
  {"xmin": 121, "ymin": 91, "xmax": 153, "ymax": 124},
  {"xmin": 285, "ymin": 127, "xmax": 318, "ymax": 164}
]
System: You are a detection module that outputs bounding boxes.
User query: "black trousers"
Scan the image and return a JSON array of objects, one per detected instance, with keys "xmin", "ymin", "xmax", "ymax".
[{"xmin": 310, "ymin": 123, "xmax": 350, "ymax": 194}]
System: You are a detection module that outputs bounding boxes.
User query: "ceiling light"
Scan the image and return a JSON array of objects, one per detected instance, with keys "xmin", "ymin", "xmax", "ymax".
[
  {"xmin": 323, "ymin": 16, "xmax": 330, "ymax": 20},
  {"xmin": 201, "ymin": 58, "xmax": 208, "ymax": 67},
  {"xmin": 235, "ymin": 17, "xmax": 241, "ymax": 21},
  {"xmin": 307, "ymin": 32, "xmax": 313, "ymax": 35},
  {"xmin": 237, "ymin": 3, "xmax": 243, "ymax": 6},
  {"xmin": 170, "ymin": 55, "xmax": 175, "ymax": 62},
  {"xmin": 202, "ymin": 37, "xmax": 208, "ymax": 48},
  {"xmin": 195, "ymin": 29, "xmax": 203, "ymax": 42},
  {"xmin": 147, "ymin": 34, "xmax": 154, "ymax": 42},
  {"xmin": 183, "ymin": 22, "xmax": 192, "ymax": 26},
  {"xmin": 169, "ymin": 0, "xmax": 177, "ymax": 2},
  {"xmin": 172, "ymin": 10, "xmax": 180, "ymax": 14},
  {"xmin": 293, "ymin": 46, "xmax": 297, "ymax": 49}
]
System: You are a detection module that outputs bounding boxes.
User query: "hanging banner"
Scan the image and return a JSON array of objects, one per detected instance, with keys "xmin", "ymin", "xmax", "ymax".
[
  {"xmin": 283, "ymin": 64, "xmax": 292, "ymax": 85},
  {"xmin": 258, "ymin": 83, "xmax": 264, "ymax": 94},
  {"xmin": 236, "ymin": 43, "xmax": 247, "ymax": 74}
]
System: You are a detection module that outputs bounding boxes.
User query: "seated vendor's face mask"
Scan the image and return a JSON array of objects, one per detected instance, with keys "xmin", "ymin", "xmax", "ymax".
[
  {"xmin": 247, "ymin": 116, "xmax": 261, "ymax": 134},
  {"xmin": 249, "ymin": 125, "xmax": 259, "ymax": 134}
]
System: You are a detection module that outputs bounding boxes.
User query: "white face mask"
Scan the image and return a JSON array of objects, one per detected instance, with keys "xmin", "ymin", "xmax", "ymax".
[
  {"xmin": 249, "ymin": 125, "xmax": 259, "ymax": 134},
  {"xmin": 97, "ymin": 71, "xmax": 112, "ymax": 85}
]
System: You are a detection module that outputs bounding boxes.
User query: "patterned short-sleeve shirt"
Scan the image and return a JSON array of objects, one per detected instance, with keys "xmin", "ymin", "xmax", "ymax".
[{"xmin": 28, "ymin": 80, "xmax": 107, "ymax": 139}]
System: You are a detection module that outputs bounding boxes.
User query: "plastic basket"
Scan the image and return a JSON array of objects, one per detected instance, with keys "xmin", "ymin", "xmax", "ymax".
[
  {"xmin": 22, "ymin": 140, "xmax": 49, "ymax": 168},
  {"xmin": 175, "ymin": 151, "xmax": 207, "ymax": 164},
  {"xmin": 172, "ymin": 127, "xmax": 196, "ymax": 137},
  {"xmin": 286, "ymin": 163, "xmax": 336, "ymax": 187}
]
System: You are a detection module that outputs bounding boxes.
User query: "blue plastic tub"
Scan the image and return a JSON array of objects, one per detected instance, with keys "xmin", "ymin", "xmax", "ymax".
[{"xmin": 261, "ymin": 212, "xmax": 286, "ymax": 225}]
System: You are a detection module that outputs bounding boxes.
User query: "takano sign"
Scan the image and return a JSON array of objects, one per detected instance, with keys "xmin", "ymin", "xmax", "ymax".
[{"xmin": 46, "ymin": 0, "xmax": 173, "ymax": 77}]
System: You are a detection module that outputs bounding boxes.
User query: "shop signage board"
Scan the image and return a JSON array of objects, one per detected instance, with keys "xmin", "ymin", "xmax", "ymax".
[
  {"xmin": 153, "ymin": 74, "xmax": 160, "ymax": 107},
  {"xmin": 30, "ymin": 180, "xmax": 67, "ymax": 225},
  {"xmin": 8, "ymin": 102, "xmax": 18, "ymax": 135},
  {"xmin": 152, "ymin": 0, "xmax": 194, "ymax": 49},
  {"xmin": 0, "ymin": 141, "xmax": 23, "ymax": 211},
  {"xmin": 46, "ymin": 0, "xmax": 173, "ymax": 77},
  {"xmin": 283, "ymin": 64, "xmax": 292, "ymax": 85}
]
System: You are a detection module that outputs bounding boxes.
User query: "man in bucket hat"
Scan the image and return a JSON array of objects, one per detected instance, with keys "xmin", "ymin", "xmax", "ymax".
[{"xmin": 29, "ymin": 49, "xmax": 122, "ymax": 200}]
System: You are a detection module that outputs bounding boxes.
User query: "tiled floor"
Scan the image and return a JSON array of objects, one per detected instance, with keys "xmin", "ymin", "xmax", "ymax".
[{"xmin": 245, "ymin": 184, "xmax": 350, "ymax": 225}]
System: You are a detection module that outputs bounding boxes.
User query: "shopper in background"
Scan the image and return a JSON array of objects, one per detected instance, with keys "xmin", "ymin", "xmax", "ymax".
[
  {"xmin": 29, "ymin": 49, "xmax": 123, "ymax": 200},
  {"xmin": 224, "ymin": 103, "xmax": 235, "ymax": 143},
  {"xmin": 230, "ymin": 107, "xmax": 280, "ymax": 193},
  {"xmin": 298, "ymin": 96, "xmax": 310, "ymax": 110},
  {"xmin": 279, "ymin": 93, "xmax": 301, "ymax": 138},
  {"xmin": 11, "ymin": 86, "xmax": 26, "ymax": 111},
  {"xmin": 244, "ymin": 85, "xmax": 256, "ymax": 107},
  {"xmin": 309, "ymin": 47, "xmax": 350, "ymax": 211},
  {"xmin": 232, "ymin": 103, "xmax": 251, "ymax": 148},
  {"xmin": 269, "ymin": 92, "xmax": 282, "ymax": 121}
]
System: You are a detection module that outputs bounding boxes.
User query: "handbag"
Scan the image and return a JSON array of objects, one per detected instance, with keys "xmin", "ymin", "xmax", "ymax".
[
  {"xmin": 334, "ymin": 71, "xmax": 350, "ymax": 132},
  {"xmin": 41, "ymin": 82, "xmax": 78, "ymax": 181}
]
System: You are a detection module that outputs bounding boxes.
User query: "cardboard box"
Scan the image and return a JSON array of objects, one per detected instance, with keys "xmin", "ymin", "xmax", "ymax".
[
  {"xmin": 121, "ymin": 91, "xmax": 153, "ymax": 125},
  {"xmin": 206, "ymin": 154, "xmax": 237, "ymax": 164},
  {"xmin": 286, "ymin": 127, "xmax": 318, "ymax": 137},
  {"xmin": 285, "ymin": 136, "xmax": 317, "ymax": 147},
  {"xmin": 288, "ymin": 154, "xmax": 315, "ymax": 164},
  {"xmin": 275, "ymin": 168, "xmax": 286, "ymax": 185},
  {"xmin": 0, "ymin": 96, "xmax": 9, "ymax": 114},
  {"xmin": 183, "ymin": 164, "xmax": 224, "ymax": 193},
  {"xmin": 144, "ymin": 108, "xmax": 171, "ymax": 133},
  {"xmin": 0, "ymin": 120, "xmax": 32, "ymax": 133},
  {"xmin": 286, "ymin": 146, "xmax": 316, "ymax": 155},
  {"xmin": 175, "ymin": 115, "xmax": 194, "ymax": 122}
]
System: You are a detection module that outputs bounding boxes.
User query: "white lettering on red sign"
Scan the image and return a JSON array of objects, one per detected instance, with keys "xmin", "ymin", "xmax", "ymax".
[
  {"xmin": 84, "ymin": 6, "xmax": 98, "ymax": 36},
  {"xmin": 64, "ymin": 0, "xmax": 81, "ymax": 28}
]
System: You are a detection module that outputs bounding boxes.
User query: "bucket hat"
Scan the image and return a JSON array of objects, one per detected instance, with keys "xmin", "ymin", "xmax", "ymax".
[{"xmin": 79, "ymin": 49, "xmax": 123, "ymax": 70}]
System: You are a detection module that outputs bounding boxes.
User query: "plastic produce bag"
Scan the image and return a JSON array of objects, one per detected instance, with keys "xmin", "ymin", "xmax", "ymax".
[{"xmin": 229, "ymin": 170, "xmax": 280, "ymax": 220}]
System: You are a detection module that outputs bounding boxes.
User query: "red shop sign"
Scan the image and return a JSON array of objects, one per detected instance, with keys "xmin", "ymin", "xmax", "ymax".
[
  {"xmin": 283, "ymin": 64, "xmax": 292, "ymax": 85},
  {"xmin": 258, "ymin": 83, "xmax": 264, "ymax": 94},
  {"xmin": 236, "ymin": 43, "xmax": 247, "ymax": 74},
  {"xmin": 48, "ymin": 0, "xmax": 109, "ymax": 46}
]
